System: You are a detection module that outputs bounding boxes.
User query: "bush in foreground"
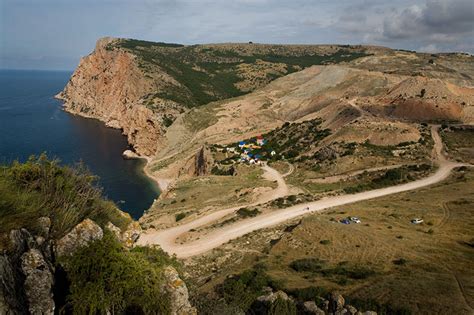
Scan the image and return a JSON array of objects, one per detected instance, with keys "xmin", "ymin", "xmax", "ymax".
[
  {"xmin": 0, "ymin": 154, "xmax": 130, "ymax": 247},
  {"xmin": 62, "ymin": 231, "xmax": 179, "ymax": 314}
]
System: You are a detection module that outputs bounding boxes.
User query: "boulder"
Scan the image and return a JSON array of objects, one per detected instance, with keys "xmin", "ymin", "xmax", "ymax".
[
  {"xmin": 55, "ymin": 219, "xmax": 103, "ymax": 257},
  {"xmin": 328, "ymin": 292, "xmax": 345, "ymax": 313},
  {"xmin": 251, "ymin": 289, "xmax": 295, "ymax": 314},
  {"xmin": 362, "ymin": 312, "xmax": 378, "ymax": 315},
  {"xmin": 162, "ymin": 266, "xmax": 197, "ymax": 315},
  {"xmin": 21, "ymin": 249, "xmax": 54, "ymax": 314},
  {"xmin": 122, "ymin": 149, "xmax": 140, "ymax": 159},
  {"xmin": 0, "ymin": 254, "xmax": 27, "ymax": 314},
  {"xmin": 256, "ymin": 290, "xmax": 291, "ymax": 304},
  {"xmin": 10, "ymin": 229, "xmax": 35, "ymax": 255},
  {"xmin": 345, "ymin": 304, "xmax": 359, "ymax": 315},
  {"xmin": 122, "ymin": 221, "xmax": 142, "ymax": 248},
  {"xmin": 302, "ymin": 301, "xmax": 325, "ymax": 315},
  {"xmin": 106, "ymin": 221, "xmax": 122, "ymax": 239}
]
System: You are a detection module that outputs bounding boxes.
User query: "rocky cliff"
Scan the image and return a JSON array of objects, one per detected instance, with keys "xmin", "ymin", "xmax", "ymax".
[
  {"xmin": 56, "ymin": 37, "xmax": 185, "ymax": 156},
  {"xmin": 0, "ymin": 217, "xmax": 196, "ymax": 314},
  {"xmin": 57, "ymin": 38, "xmax": 374, "ymax": 157}
]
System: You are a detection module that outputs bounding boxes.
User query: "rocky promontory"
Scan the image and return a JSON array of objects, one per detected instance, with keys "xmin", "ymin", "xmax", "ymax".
[{"xmin": 56, "ymin": 37, "xmax": 185, "ymax": 156}]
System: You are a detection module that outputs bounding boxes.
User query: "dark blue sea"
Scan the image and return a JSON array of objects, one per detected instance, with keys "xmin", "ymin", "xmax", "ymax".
[{"xmin": 0, "ymin": 70, "xmax": 159, "ymax": 219}]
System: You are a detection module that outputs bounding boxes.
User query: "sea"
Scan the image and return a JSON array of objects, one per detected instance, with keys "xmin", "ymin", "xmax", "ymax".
[{"xmin": 0, "ymin": 69, "xmax": 159, "ymax": 219}]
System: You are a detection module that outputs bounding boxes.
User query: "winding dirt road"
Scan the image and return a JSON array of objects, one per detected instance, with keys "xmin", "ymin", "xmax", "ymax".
[{"xmin": 138, "ymin": 126, "xmax": 468, "ymax": 258}]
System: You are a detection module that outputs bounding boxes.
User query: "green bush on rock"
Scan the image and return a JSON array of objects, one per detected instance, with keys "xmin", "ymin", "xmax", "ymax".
[{"xmin": 62, "ymin": 231, "xmax": 179, "ymax": 314}]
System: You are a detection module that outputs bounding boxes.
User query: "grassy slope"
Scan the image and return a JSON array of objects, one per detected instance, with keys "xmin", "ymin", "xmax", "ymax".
[
  {"xmin": 112, "ymin": 39, "xmax": 369, "ymax": 108},
  {"xmin": 192, "ymin": 168, "xmax": 474, "ymax": 315},
  {"xmin": 0, "ymin": 155, "xmax": 131, "ymax": 249}
]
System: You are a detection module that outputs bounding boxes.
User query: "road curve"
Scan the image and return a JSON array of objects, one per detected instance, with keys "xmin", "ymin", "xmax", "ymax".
[{"xmin": 138, "ymin": 126, "xmax": 468, "ymax": 258}]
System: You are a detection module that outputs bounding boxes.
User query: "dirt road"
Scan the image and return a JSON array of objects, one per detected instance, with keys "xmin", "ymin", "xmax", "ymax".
[{"xmin": 138, "ymin": 126, "xmax": 468, "ymax": 258}]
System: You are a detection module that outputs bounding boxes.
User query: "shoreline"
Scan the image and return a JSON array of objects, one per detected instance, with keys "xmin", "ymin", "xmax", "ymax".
[{"xmin": 56, "ymin": 98, "xmax": 168, "ymax": 202}]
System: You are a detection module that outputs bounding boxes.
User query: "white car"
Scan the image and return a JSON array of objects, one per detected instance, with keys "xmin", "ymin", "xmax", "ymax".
[
  {"xmin": 411, "ymin": 218, "xmax": 424, "ymax": 224},
  {"xmin": 350, "ymin": 217, "xmax": 361, "ymax": 224}
]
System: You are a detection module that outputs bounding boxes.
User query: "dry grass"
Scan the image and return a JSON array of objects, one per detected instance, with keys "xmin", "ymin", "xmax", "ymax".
[
  {"xmin": 442, "ymin": 128, "xmax": 474, "ymax": 164},
  {"xmin": 141, "ymin": 165, "xmax": 276, "ymax": 228},
  {"xmin": 189, "ymin": 168, "xmax": 474, "ymax": 315}
]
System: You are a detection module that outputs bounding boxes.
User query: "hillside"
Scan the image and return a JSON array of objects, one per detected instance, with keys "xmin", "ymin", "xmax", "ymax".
[
  {"xmin": 145, "ymin": 62, "xmax": 473, "ymax": 191},
  {"xmin": 56, "ymin": 37, "xmax": 372, "ymax": 155},
  {"xmin": 55, "ymin": 37, "xmax": 474, "ymax": 314}
]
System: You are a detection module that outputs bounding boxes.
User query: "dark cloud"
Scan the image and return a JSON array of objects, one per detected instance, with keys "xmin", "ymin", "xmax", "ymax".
[{"xmin": 382, "ymin": 0, "xmax": 474, "ymax": 40}]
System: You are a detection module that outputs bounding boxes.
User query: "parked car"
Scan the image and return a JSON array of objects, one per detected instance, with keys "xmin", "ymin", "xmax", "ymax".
[
  {"xmin": 340, "ymin": 219, "xmax": 351, "ymax": 225},
  {"xmin": 350, "ymin": 217, "xmax": 361, "ymax": 223},
  {"xmin": 411, "ymin": 218, "xmax": 424, "ymax": 224}
]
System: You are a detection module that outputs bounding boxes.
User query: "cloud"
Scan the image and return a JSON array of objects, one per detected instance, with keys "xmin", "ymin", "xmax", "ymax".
[
  {"xmin": 381, "ymin": 0, "xmax": 474, "ymax": 41},
  {"xmin": 333, "ymin": 0, "xmax": 474, "ymax": 53},
  {"xmin": 418, "ymin": 43, "xmax": 439, "ymax": 53},
  {"xmin": 1, "ymin": 0, "xmax": 473, "ymax": 70}
]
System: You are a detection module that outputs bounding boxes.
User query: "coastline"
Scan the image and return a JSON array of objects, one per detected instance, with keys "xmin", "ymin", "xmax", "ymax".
[{"xmin": 56, "ymin": 96, "xmax": 167, "ymax": 205}]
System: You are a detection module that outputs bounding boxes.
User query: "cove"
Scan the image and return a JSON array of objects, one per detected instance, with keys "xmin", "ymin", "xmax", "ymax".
[{"xmin": 0, "ymin": 70, "xmax": 159, "ymax": 219}]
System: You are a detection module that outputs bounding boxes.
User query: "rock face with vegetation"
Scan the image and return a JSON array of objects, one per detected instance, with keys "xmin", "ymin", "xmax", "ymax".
[
  {"xmin": 55, "ymin": 218, "xmax": 103, "ymax": 257},
  {"xmin": 0, "ymin": 156, "xmax": 195, "ymax": 314},
  {"xmin": 57, "ymin": 37, "xmax": 371, "ymax": 156}
]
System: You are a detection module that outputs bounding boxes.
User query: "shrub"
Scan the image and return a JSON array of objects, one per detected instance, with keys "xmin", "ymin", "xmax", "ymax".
[
  {"xmin": 320, "ymin": 265, "xmax": 376, "ymax": 280},
  {"xmin": 290, "ymin": 258, "xmax": 324, "ymax": 272},
  {"xmin": 287, "ymin": 286, "xmax": 328, "ymax": 302},
  {"xmin": 162, "ymin": 115, "xmax": 174, "ymax": 127},
  {"xmin": 175, "ymin": 212, "xmax": 187, "ymax": 222},
  {"xmin": 268, "ymin": 296, "xmax": 297, "ymax": 315},
  {"xmin": 319, "ymin": 239, "xmax": 331, "ymax": 245},
  {"xmin": 216, "ymin": 266, "xmax": 281, "ymax": 311},
  {"xmin": 237, "ymin": 207, "xmax": 260, "ymax": 218},
  {"xmin": 345, "ymin": 297, "xmax": 412, "ymax": 315},
  {"xmin": 393, "ymin": 258, "xmax": 408, "ymax": 265},
  {"xmin": 62, "ymin": 231, "xmax": 177, "ymax": 314}
]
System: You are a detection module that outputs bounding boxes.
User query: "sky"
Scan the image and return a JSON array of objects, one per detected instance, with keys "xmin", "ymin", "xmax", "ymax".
[{"xmin": 1, "ymin": 0, "xmax": 473, "ymax": 70}]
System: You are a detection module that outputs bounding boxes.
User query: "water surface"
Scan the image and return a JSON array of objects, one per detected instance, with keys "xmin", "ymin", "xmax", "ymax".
[{"xmin": 0, "ymin": 70, "xmax": 159, "ymax": 219}]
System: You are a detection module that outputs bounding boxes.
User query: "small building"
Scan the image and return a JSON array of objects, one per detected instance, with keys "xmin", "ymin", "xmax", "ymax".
[
  {"xmin": 256, "ymin": 135, "xmax": 265, "ymax": 146},
  {"xmin": 238, "ymin": 141, "xmax": 246, "ymax": 148},
  {"xmin": 270, "ymin": 150, "xmax": 276, "ymax": 156}
]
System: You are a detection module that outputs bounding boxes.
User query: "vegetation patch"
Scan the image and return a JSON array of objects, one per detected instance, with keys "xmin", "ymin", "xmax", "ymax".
[
  {"xmin": 61, "ymin": 231, "xmax": 179, "ymax": 314},
  {"xmin": 0, "ymin": 154, "xmax": 130, "ymax": 249},
  {"xmin": 342, "ymin": 164, "xmax": 431, "ymax": 194},
  {"xmin": 115, "ymin": 39, "xmax": 368, "ymax": 108},
  {"xmin": 237, "ymin": 207, "xmax": 261, "ymax": 218},
  {"xmin": 175, "ymin": 212, "xmax": 187, "ymax": 222}
]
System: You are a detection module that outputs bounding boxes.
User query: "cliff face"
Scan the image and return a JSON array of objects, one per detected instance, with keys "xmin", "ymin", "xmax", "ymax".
[{"xmin": 56, "ymin": 37, "xmax": 183, "ymax": 156}]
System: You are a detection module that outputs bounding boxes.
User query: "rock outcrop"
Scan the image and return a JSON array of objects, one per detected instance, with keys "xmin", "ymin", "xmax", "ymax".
[
  {"xmin": 106, "ymin": 221, "xmax": 142, "ymax": 248},
  {"xmin": 162, "ymin": 266, "xmax": 197, "ymax": 315},
  {"xmin": 21, "ymin": 249, "xmax": 55, "ymax": 314},
  {"xmin": 2, "ymin": 217, "xmax": 197, "ymax": 313},
  {"xmin": 0, "ymin": 226, "xmax": 55, "ymax": 314},
  {"xmin": 302, "ymin": 301, "xmax": 325, "ymax": 315},
  {"xmin": 184, "ymin": 145, "xmax": 214, "ymax": 177},
  {"xmin": 55, "ymin": 218, "xmax": 103, "ymax": 257}
]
